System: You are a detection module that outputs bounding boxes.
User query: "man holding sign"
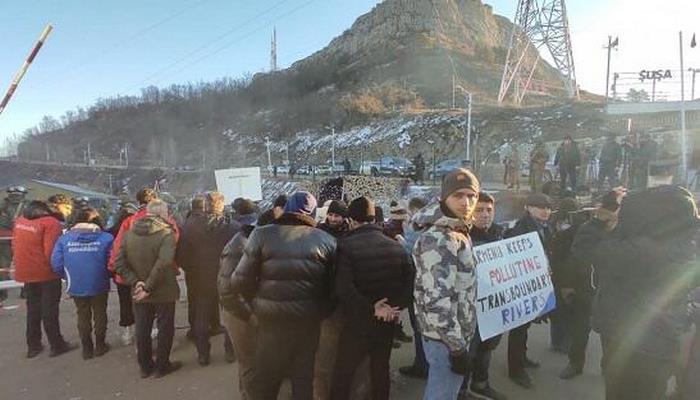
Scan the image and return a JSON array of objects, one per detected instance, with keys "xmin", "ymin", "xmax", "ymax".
[
  {"xmin": 504, "ymin": 193, "xmax": 554, "ymax": 389},
  {"xmin": 412, "ymin": 169, "xmax": 480, "ymax": 400}
]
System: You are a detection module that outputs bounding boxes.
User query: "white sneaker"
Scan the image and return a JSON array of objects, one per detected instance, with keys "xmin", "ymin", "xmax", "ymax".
[
  {"xmin": 121, "ymin": 326, "xmax": 133, "ymax": 346},
  {"xmin": 151, "ymin": 326, "xmax": 158, "ymax": 339}
]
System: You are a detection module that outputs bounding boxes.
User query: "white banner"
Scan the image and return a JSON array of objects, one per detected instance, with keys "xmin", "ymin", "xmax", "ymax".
[
  {"xmin": 474, "ymin": 232, "xmax": 556, "ymax": 340},
  {"xmin": 214, "ymin": 167, "xmax": 263, "ymax": 202}
]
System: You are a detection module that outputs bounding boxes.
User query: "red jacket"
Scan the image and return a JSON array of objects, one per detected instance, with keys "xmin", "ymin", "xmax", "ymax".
[
  {"xmin": 12, "ymin": 215, "xmax": 63, "ymax": 283},
  {"xmin": 108, "ymin": 208, "xmax": 180, "ymax": 284}
]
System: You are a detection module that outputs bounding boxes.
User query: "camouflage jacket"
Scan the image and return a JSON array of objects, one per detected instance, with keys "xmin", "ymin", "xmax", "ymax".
[{"xmin": 412, "ymin": 202, "xmax": 477, "ymax": 354}]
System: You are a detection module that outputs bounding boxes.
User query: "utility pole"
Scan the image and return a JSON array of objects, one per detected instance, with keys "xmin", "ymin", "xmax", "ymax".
[
  {"xmin": 87, "ymin": 142, "xmax": 91, "ymax": 164},
  {"xmin": 604, "ymin": 36, "xmax": 619, "ymax": 102},
  {"xmin": 452, "ymin": 74, "xmax": 456, "ymax": 109},
  {"xmin": 679, "ymin": 31, "xmax": 688, "ymax": 184},
  {"xmin": 124, "ymin": 143, "xmax": 129, "ymax": 167},
  {"xmin": 612, "ymin": 73, "xmax": 619, "ymax": 101},
  {"xmin": 265, "ymin": 137, "xmax": 272, "ymax": 172},
  {"xmin": 466, "ymin": 92, "xmax": 472, "ymax": 163},
  {"xmin": 270, "ymin": 27, "xmax": 278, "ymax": 72},
  {"xmin": 325, "ymin": 126, "xmax": 335, "ymax": 168}
]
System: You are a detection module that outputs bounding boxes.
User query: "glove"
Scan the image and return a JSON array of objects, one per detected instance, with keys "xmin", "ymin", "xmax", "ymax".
[{"xmin": 449, "ymin": 349, "xmax": 469, "ymax": 375}]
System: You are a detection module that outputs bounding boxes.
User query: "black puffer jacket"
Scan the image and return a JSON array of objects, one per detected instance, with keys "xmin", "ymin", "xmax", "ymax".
[
  {"xmin": 335, "ymin": 224, "xmax": 414, "ymax": 328},
  {"xmin": 591, "ymin": 186, "xmax": 700, "ymax": 360},
  {"xmin": 231, "ymin": 213, "xmax": 337, "ymax": 323},
  {"xmin": 219, "ymin": 224, "xmax": 256, "ymax": 319}
]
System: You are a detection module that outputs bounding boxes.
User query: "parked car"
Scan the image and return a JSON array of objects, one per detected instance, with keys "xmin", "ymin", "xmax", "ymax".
[
  {"xmin": 274, "ymin": 165, "xmax": 290, "ymax": 175},
  {"xmin": 428, "ymin": 159, "xmax": 463, "ymax": 180},
  {"xmin": 360, "ymin": 156, "xmax": 415, "ymax": 177}
]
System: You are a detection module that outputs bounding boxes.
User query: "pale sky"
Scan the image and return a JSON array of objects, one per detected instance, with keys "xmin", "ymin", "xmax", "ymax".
[{"xmin": 0, "ymin": 0, "xmax": 698, "ymax": 142}]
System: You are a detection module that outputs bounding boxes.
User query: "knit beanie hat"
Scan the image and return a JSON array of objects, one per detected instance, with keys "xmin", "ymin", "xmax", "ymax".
[
  {"xmin": 441, "ymin": 168, "xmax": 480, "ymax": 200},
  {"xmin": 327, "ymin": 200, "xmax": 348, "ymax": 218},
  {"xmin": 348, "ymin": 197, "xmax": 376, "ymax": 223},
  {"xmin": 284, "ymin": 191, "xmax": 318, "ymax": 216}
]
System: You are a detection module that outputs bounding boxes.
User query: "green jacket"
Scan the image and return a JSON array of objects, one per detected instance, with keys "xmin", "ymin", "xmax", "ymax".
[{"xmin": 114, "ymin": 215, "xmax": 179, "ymax": 303}]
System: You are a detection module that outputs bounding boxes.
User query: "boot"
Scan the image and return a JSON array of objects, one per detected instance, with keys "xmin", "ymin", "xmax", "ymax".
[{"xmin": 95, "ymin": 337, "xmax": 110, "ymax": 357}]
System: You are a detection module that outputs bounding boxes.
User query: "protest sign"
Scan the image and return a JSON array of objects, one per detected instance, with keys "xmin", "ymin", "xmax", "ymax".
[
  {"xmin": 214, "ymin": 167, "xmax": 263, "ymax": 202},
  {"xmin": 473, "ymin": 231, "xmax": 556, "ymax": 340}
]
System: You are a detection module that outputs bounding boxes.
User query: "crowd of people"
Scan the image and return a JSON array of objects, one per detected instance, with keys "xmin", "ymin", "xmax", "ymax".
[{"xmin": 7, "ymin": 165, "xmax": 700, "ymax": 400}]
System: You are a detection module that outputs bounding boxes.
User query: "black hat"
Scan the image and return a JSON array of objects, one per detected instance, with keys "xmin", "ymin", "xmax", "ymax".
[
  {"xmin": 525, "ymin": 193, "xmax": 553, "ymax": 208},
  {"xmin": 233, "ymin": 198, "xmax": 257, "ymax": 215},
  {"xmin": 327, "ymin": 200, "xmax": 348, "ymax": 218},
  {"xmin": 348, "ymin": 197, "xmax": 375, "ymax": 223},
  {"xmin": 441, "ymin": 168, "xmax": 480, "ymax": 200}
]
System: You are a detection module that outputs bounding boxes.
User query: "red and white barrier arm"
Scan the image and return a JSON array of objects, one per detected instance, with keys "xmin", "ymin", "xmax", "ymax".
[{"xmin": 0, "ymin": 23, "xmax": 53, "ymax": 116}]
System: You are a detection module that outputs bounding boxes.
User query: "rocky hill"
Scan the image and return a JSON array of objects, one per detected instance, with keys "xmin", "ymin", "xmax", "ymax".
[{"xmin": 17, "ymin": 0, "xmax": 571, "ymax": 169}]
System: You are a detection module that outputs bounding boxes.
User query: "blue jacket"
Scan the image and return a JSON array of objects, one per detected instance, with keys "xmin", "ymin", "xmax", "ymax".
[{"xmin": 51, "ymin": 223, "xmax": 114, "ymax": 297}]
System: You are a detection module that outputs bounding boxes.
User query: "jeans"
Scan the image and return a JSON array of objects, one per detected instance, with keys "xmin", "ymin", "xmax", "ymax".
[
  {"xmin": 331, "ymin": 321, "xmax": 394, "ymax": 400},
  {"xmin": 134, "ymin": 302, "xmax": 175, "ymax": 373},
  {"xmin": 116, "ymin": 283, "xmax": 134, "ymax": 327},
  {"xmin": 408, "ymin": 305, "xmax": 428, "ymax": 373},
  {"xmin": 25, "ymin": 279, "xmax": 66, "ymax": 350},
  {"xmin": 252, "ymin": 320, "xmax": 321, "ymax": 400},
  {"xmin": 422, "ymin": 339, "xmax": 465, "ymax": 400},
  {"xmin": 73, "ymin": 293, "xmax": 108, "ymax": 349}
]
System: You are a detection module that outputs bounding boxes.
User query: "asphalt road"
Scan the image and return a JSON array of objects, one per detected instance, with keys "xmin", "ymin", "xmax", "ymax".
[{"xmin": 0, "ymin": 286, "xmax": 605, "ymax": 400}]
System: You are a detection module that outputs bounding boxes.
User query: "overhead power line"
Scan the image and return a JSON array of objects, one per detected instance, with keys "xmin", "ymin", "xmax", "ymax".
[
  {"xmin": 132, "ymin": 0, "xmax": 294, "ymax": 89},
  {"xmin": 150, "ymin": 0, "xmax": 317, "ymax": 85}
]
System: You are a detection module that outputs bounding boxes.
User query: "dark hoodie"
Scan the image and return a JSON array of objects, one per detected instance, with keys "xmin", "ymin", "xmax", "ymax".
[{"xmin": 114, "ymin": 215, "xmax": 179, "ymax": 303}]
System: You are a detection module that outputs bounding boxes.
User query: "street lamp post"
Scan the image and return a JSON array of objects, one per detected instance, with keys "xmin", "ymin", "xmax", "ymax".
[
  {"xmin": 604, "ymin": 36, "xmax": 619, "ymax": 102},
  {"xmin": 325, "ymin": 125, "xmax": 336, "ymax": 169},
  {"xmin": 265, "ymin": 137, "xmax": 272, "ymax": 174},
  {"xmin": 455, "ymin": 84, "xmax": 473, "ymax": 165},
  {"xmin": 427, "ymin": 139, "xmax": 436, "ymax": 186}
]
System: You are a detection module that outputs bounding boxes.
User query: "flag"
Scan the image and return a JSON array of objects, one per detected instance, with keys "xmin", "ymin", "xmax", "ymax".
[
  {"xmin": 691, "ymin": 33, "xmax": 696, "ymax": 48},
  {"xmin": 611, "ymin": 36, "xmax": 619, "ymax": 47}
]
